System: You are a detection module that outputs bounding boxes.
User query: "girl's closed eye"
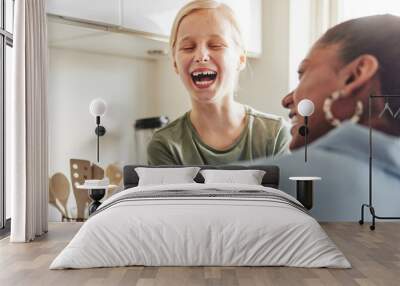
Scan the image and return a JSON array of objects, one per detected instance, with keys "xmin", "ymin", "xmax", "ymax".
[
  {"xmin": 180, "ymin": 45, "xmax": 195, "ymax": 51},
  {"xmin": 208, "ymin": 38, "xmax": 228, "ymax": 49},
  {"xmin": 209, "ymin": 42, "xmax": 226, "ymax": 49}
]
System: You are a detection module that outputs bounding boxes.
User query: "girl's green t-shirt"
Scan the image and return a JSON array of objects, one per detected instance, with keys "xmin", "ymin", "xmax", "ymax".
[{"xmin": 147, "ymin": 106, "xmax": 291, "ymax": 165}]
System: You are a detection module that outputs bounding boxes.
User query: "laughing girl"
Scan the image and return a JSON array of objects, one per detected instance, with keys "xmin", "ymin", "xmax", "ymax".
[{"xmin": 147, "ymin": 0, "xmax": 291, "ymax": 165}]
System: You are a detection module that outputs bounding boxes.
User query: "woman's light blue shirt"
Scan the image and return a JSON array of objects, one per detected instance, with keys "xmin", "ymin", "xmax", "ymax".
[{"xmin": 250, "ymin": 122, "xmax": 400, "ymax": 221}]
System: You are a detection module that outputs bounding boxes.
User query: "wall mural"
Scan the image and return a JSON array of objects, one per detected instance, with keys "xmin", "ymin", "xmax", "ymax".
[{"xmin": 46, "ymin": 2, "xmax": 400, "ymax": 225}]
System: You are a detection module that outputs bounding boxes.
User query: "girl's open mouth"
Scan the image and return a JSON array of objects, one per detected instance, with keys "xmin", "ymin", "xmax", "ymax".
[{"xmin": 191, "ymin": 69, "xmax": 218, "ymax": 89}]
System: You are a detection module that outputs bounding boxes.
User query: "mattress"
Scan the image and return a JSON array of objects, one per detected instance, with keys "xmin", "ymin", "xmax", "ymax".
[{"xmin": 50, "ymin": 183, "xmax": 350, "ymax": 269}]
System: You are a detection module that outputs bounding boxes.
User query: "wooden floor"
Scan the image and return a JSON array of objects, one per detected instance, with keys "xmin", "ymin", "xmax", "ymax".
[{"xmin": 0, "ymin": 222, "xmax": 399, "ymax": 286}]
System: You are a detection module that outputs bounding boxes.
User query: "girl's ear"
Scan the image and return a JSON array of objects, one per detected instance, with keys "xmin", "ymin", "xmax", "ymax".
[{"xmin": 173, "ymin": 61, "xmax": 179, "ymax": 74}]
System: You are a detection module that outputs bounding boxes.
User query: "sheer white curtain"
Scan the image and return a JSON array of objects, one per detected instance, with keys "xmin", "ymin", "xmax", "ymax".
[{"xmin": 9, "ymin": 0, "xmax": 48, "ymax": 242}]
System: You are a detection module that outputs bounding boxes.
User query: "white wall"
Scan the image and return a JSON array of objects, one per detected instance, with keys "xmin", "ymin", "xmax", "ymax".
[
  {"xmin": 154, "ymin": 0, "xmax": 291, "ymax": 120},
  {"xmin": 238, "ymin": 0, "xmax": 291, "ymax": 117},
  {"xmin": 153, "ymin": 57, "xmax": 191, "ymax": 121},
  {"xmin": 48, "ymin": 48, "xmax": 159, "ymax": 220}
]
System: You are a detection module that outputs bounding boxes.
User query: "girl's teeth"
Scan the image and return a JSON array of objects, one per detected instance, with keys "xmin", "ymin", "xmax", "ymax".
[
  {"xmin": 192, "ymin": 71, "xmax": 216, "ymax": 76},
  {"xmin": 195, "ymin": 80, "xmax": 213, "ymax": 85}
]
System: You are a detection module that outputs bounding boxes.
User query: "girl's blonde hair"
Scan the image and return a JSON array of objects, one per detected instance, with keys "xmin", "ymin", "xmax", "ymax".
[{"xmin": 169, "ymin": 0, "xmax": 246, "ymax": 58}]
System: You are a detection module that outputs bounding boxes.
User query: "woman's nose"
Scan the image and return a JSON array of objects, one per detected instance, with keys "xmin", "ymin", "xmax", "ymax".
[{"xmin": 282, "ymin": 91, "xmax": 294, "ymax": 109}]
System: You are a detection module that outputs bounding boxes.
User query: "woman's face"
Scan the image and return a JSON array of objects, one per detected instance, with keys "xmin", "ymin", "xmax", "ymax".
[
  {"xmin": 174, "ymin": 10, "xmax": 244, "ymax": 103},
  {"xmin": 282, "ymin": 44, "xmax": 351, "ymax": 150}
]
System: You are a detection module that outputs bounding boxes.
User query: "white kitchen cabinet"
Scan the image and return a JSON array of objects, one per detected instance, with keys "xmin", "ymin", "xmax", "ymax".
[
  {"xmin": 121, "ymin": 0, "xmax": 262, "ymax": 56},
  {"xmin": 47, "ymin": 0, "xmax": 120, "ymax": 25},
  {"xmin": 47, "ymin": 0, "xmax": 262, "ymax": 56}
]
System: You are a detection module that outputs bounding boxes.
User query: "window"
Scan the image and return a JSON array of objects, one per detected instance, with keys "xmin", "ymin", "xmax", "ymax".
[
  {"xmin": 0, "ymin": 0, "xmax": 13, "ymax": 233},
  {"xmin": 338, "ymin": 0, "xmax": 400, "ymax": 22}
]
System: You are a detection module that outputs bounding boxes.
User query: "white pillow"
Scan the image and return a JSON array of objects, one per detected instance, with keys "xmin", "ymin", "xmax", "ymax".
[
  {"xmin": 135, "ymin": 167, "xmax": 200, "ymax": 186},
  {"xmin": 200, "ymin": 169, "xmax": 266, "ymax": 185}
]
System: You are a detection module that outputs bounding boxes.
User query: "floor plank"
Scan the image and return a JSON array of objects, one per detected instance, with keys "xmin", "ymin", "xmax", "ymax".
[{"xmin": 0, "ymin": 222, "xmax": 399, "ymax": 286}]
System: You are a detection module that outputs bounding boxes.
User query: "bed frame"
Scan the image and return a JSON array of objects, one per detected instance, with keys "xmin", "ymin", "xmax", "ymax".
[{"xmin": 123, "ymin": 165, "xmax": 280, "ymax": 189}]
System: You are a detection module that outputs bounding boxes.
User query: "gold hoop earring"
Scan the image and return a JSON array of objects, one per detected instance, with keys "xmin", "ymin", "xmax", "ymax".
[{"xmin": 323, "ymin": 90, "xmax": 363, "ymax": 127}]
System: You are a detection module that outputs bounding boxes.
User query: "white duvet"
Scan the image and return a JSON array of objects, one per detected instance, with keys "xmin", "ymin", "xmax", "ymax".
[{"xmin": 50, "ymin": 183, "xmax": 350, "ymax": 269}]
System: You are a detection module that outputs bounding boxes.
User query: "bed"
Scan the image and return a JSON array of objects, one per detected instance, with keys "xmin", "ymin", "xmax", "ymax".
[{"xmin": 50, "ymin": 165, "xmax": 350, "ymax": 269}]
